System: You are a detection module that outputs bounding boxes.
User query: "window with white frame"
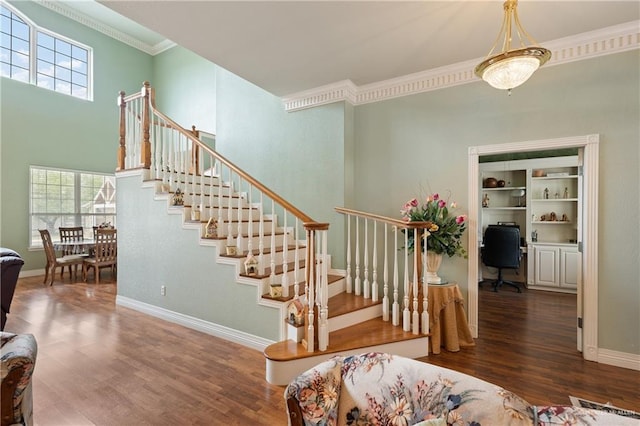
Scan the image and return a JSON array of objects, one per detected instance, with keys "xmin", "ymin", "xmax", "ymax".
[
  {"xmin": 30, "ymin": 166, "xmax": 116, "ymax": 247},
  {"xmin": 1, "ymin": 1, "xmax": 92, "ymax": 100}
]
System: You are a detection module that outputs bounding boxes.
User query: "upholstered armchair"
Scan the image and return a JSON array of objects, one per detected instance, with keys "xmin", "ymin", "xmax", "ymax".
[
  {"xmin": 285, "ymin": 353, "xmax": 638, "ymax": 426},
  {"xmin": 1, "ymin": 332, "xmax": 37, "ymax": 426},
  {"xmin": 1, "ymin": 248, "xmax": 24, "ymax": 331}
]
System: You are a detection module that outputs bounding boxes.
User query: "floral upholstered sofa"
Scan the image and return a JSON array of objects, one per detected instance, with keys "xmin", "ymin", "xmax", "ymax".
[{"xmin": 285, "ymin": 352, "xmax": 638, "ymax": 426}]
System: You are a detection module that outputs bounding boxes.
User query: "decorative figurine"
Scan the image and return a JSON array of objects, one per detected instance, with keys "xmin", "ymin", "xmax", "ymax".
[
  {"xmin": 563, "ymin": 187, "xmax": 569, "ymax": 199},
  {"xmin": 550, "ymin": 211, "xmax": 557, "ymax": 221},
  {"xmin": 554, "ymin": 192, "xmax": 560, "ymax": 199},
  {"xmin": 269, "ymin": 284, "xmax": 283, "ymax": 298},
  {"xmin": 531, "ymin": 230, "xmax": 538, "ymax": 242},
  {"xmin": 561, "ymin": 213, "xmax": 568, "ymax": 222},
  {"xmin": 482, "ymin": 193, "xmax": 490, "ymax": 208},
  {"xmin": 543, "ymin": 188, "xmax": 549, "ymax": 199},
  {"xmin": 172, "ymin": 188, "xmax": 184, "ymax": 206},
  {"xmin": 244, "ymin": 253, "xmax": 259, "ymax": 276},
  {"xmin": 205, "ymin": 217, "xmax": 218, "ymax": 238}
]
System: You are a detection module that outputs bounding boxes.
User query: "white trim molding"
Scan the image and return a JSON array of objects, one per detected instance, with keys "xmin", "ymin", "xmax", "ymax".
[
  {"xmin": 283, "ymin": 21, "xmax": 640, "ymax": 112},
  {"xmin": 35, "ymin": 0, "xmax": 175, "ymax": 55},
  {"xmin": 116, "ymin": 295, "xmax": 274, "ymax": 352}
]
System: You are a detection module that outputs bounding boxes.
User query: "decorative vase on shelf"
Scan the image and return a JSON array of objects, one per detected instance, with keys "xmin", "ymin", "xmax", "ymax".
[{"xmin": 426, "ymin": 251, "xmax": 443, "ymax": 284}]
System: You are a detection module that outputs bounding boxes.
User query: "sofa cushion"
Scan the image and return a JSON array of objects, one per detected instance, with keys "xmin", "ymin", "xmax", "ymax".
[{"xmin": 336, "ymin": 353, "xmax": 532, "ymax": 426}]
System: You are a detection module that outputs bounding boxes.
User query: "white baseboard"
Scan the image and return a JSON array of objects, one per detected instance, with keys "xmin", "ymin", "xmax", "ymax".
[
  {"xmin": 115, "ymin": 295, "xmax": 274, "ymax": 352},
  {"xmin": 597, "ymin": 348, "xmax": 640, "ymax": 371}
]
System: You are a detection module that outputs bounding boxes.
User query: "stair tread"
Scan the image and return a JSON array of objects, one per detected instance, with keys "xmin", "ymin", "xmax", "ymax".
[
  {"xmin": 327, "ymin": 291, "xmax": 382, "ymax": 317},
  {"xmin": 264, "ymin": 317, "xmax": 428, "ymax": 361},
  {"xmin": 202, "ymin": 230, "xmax": 286, "ymax": 242},
  {"xmin": 260, "ymin": 274, "xmax": 343, "ymax": 302}
]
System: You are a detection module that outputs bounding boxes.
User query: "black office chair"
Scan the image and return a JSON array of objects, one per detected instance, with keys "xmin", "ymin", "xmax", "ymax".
[{"xmin": 481, "ymin": 225, "xmax": 522, "ymax": 293}]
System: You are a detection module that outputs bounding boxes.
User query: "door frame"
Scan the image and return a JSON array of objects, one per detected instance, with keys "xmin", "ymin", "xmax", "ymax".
[{"xmin": 467, "ymin": 134, "xmax": 599, "ymax": 361}]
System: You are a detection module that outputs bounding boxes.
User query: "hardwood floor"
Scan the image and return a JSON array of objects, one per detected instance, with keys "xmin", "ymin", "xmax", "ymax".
[{"xmin": 5, "ymin": 275, "xmax": 639, "ymax": 425}]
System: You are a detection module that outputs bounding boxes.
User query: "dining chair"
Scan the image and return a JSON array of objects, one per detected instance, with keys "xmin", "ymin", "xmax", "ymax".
[
  {"xmin": 83, "ymin": 228, "xmax": 117, "ymax": 284},
  {"xmin": 59, "ymin": 226, "xmax": 85, "ymax": 278},
  {"xmin": 39, "ymin": 229, "xmax": 85, "ymax": 286}
]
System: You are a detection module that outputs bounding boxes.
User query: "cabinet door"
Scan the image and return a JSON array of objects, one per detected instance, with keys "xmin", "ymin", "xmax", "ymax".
[
  {"xmin": 535, "ymin": 246, "xmax": 559, "ymax": 287},
  {"xmin": 560, "ymin": 248, "xmax": 579, "ymax": 289}
]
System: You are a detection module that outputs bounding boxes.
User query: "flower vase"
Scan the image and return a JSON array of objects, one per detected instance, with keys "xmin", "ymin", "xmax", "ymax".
[{"xmin": 425, "ymin": 251, "xmax": 443, "ymax": 284}]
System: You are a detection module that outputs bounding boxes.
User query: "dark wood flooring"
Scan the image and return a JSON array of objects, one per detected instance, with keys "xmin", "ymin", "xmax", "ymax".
[{"xmin": 5, "ymin": 274, "xmax": 639, "ymax": 425}]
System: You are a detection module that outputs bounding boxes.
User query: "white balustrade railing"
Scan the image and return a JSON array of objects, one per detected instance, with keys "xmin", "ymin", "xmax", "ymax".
[
  {"xmin": 118, "ymin": 82, "xmax": 330, "ymax": 352},
  {"xmin": 335, "ymin": 207, "xmax": 431, "ymax": 336}
]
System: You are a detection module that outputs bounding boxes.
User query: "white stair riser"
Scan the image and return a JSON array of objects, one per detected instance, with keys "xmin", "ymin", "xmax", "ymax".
[
  {"xmin": 328, "ymin": 304, "xmax": 383, "ymax": 332},
  {"xmin": 187, "ymin": 206, "xmax": 262, "ymax": 221}
]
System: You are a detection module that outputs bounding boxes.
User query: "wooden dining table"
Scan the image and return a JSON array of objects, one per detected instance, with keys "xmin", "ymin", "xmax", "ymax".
[{"xmin": 52, "ymin": 239, "xmax": 96, "ymax": 256}]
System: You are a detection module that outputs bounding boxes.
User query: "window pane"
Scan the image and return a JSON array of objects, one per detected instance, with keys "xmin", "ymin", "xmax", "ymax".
[
  {"xmin": 1, "ymin": 5, "xmax": 10, "ymax": 18},
  {"xmin": 71, "ymin": 84, "xmax": 86, "ymax": 99},
  {"xmin": 0, "ymin": 45, "xmax": 9, "ymax": 63},
  {"xmin": 12, "ymin": 36, "xmax": 28, "ymax": 54},
  {"xmin": 38, "ymin": 32, "xmax": 54, "ymax": 49},
  {"xmin": 11, "ymin": 50, "xmax": 28, "ymax": 67},
  {"xmin": 55, "ymin": 38, "xmax": 70, "ymax": 56},
  {"xmin": 55, "ymin": 79, "xmax": 71, "ymax": 94},
  {"xmin": 36, "ymin": 73, "xmax": 53, "ymax": 89},
  {"xmin": 11, "ymin": 65, "xmax": 28, "ymax": 82},
  {"xmin": 72, "ymin": 59, "xmax": 86, "ymax": 74},
  {"xmin": 37, "ymin": 59, "xmax": 53, "ymax": 76},
  {"xmin": 55, "ymin": 51, "xmax": 70, "ymax": 68},
  {"xmin": 1, "ymin": 32, "xmax": 10, "ymax": 49},
  {"xmin": 37, "ymin": 45, "xmax": 54, "ymax": 62},
  {"xmin": 1, "ymin": 62, "xmax": 9, "ymax": 77},
  {"xmin": 55, "ymin": 65, "xmax": 70, "ymax": 82},
  {"xmin": 71, "ymin": 70, "xmax": 86, "ymax": 86},
  {"xmin": 1, "ymin": 15, "xmax": 10, "ymax": 32},
  {"xmin": 71, "ymin": 45, "xmax": 86, "ymax": 62},
  {"xmin": 12, "ymin": 20, "xmax": 28, "ymax": 40}
]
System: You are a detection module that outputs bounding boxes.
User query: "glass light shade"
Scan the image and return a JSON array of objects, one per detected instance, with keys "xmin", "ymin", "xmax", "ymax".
[{"xmin": 481, "ymin": 56, "xmax": 540, "ymax": 90}]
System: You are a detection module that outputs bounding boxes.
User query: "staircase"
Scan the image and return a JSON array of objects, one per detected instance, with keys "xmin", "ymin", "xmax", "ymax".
[{"xmin": 117, "ymin": 82, "xmax": 432, "ymax": 386}]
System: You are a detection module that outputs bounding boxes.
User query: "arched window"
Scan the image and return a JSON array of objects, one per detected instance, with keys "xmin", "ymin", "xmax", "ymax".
[{"xmin": 1, "ymin": 1, "xmax": 92, "ymax": 100}]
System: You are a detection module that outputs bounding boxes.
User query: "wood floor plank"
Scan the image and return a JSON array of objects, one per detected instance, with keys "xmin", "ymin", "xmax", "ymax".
[{"xmin": 4, "ymin": 275, "xmax": 639, "ymax": 426}]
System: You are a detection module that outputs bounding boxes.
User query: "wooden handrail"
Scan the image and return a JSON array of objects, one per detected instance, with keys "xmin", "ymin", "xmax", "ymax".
[
  {"xmin": 121, "ymin": 81, "xmax": 321, "ymax": 227},
  {"xmin": 335, "ymin": 207, "xmax": 432, "ymax": 229}
]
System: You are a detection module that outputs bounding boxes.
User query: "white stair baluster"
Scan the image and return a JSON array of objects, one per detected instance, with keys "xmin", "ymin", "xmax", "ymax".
[
  {"xmin": 412, "ymin": 228, "xmax": 419, "ymax": 335},
  {"xmin": 217, "ymin": 160, "xmax": 224, "ymax": 237},
  {"xmin": 346, "ymin": 215, "xmax": 352, "ymax": 293},
  {"xmin": 363, "ymin": 218, "xmax": 370, "ymax": 299},
  {"xmin": 422, "ymin": 235, "xmax": 429, "ymax": 335},
  {"xmin": 318, "ymin": 230, "xmax": 329, "ymax": 351},
  {"xmin": 392, "ymin": 226, "xmax": 399, "ymax": 326},
  {"xmin": 382, "ymin": 223, "xmax": 389, "ymax": 321},
  {"xmin": 227, "ymin": 172, "xmax": 234, "ymax": 247},
  {"xmin": 247, "ymin": 184, "xmax": 253, "ymax": 256},
  {"xmin": 258, "ymin": 193, "xmax": 265, "ymax": 275},
  {"xmin": 354, "ymin": 217, "xmax": 361, "ymax": 296},
  {"xmin": 293, "ymin": 217, "xmax": 300, "ymax": 299},
  {"xmin": 281, "ymin": 210, "xmax": 289, "ymax": 298},
  {"xmin": 236, "ymin": 177, "xmax": 243, "ymax": 253},
  {"xmin": 269, "ymin": 200, "xmax": 276, "ymax": 284},
  {"xmin": 372, "ymin": 220, "xmax": 378, "ymax": 302},
  {"xmin": 403, "ymin": 229, "xmax": 410, "ymax": 332}
]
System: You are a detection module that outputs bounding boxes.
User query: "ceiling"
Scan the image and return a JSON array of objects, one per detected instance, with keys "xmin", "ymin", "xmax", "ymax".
[{"xmin": 58, "ymin": 1, "xmax": 639, "ymax": 97}]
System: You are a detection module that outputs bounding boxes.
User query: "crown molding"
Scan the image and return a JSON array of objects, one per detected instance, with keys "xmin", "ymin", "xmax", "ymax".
[
  {"xmin": 283, "ymin": 20, "xmax": 640, "ymax": 112},
  {"xmin": 34, "ymin": 0, "xmax": 175, "ymax": 55}
]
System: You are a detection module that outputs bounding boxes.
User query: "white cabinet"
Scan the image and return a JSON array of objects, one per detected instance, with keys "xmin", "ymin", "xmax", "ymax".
[{"xmin": 528, "ymin": 244, "xmax": 578, "ymax": 293}]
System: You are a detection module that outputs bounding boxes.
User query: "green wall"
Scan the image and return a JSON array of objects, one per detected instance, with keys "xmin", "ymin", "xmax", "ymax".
[
  {"xmin": 0, "ymin": 1, "xmax": 153, "ymax": 269},
  {"xmin": 352, "ymin": 50, "xmax": 640, "ymax": 355}
]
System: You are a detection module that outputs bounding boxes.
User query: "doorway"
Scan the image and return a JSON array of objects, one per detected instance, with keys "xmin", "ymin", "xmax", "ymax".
[{"xmin": 467, "ymin": 134, "xmax": 600, "ymax": 361}]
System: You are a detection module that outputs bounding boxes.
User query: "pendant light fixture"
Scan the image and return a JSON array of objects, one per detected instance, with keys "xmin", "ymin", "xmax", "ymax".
[{"xmin": 475, "ymin": 0, "xmax": 551, "ymax": 92}]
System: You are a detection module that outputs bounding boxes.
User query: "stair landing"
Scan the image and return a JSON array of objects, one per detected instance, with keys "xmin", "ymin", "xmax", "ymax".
[{"xmin": 264, "ymin": 317, "xmax": 429, "ymax": 385}]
